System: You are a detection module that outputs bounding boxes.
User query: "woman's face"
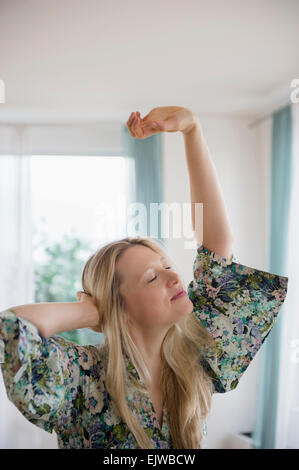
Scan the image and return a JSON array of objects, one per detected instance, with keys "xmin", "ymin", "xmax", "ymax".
[{"xmin": 116, "ymin": 245, "xmax": 194, "ymax": 330}]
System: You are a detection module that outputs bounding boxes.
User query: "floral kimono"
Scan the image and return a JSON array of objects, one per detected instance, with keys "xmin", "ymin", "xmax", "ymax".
[{"xmin": 0, "ymin": 244, "xmax": 288, "ymax": 448}]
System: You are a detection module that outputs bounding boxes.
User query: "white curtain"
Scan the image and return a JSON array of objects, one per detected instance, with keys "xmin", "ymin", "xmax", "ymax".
[
  {"xmin": 276, "ymin": 103, "xmax": 299, "ymax": 448},
  {"xmin": 0, "ymin": 125, "xmax": 57, "ymax": 448},
  {"xmin": 0, "ymin": 122, "xmax": 128, "ymax": 448}
]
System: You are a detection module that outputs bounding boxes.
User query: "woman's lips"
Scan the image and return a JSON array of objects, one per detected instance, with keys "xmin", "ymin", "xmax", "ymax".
[{"xmin": 171, "ymin": 290, "xmax": 187, "ymax": 301}]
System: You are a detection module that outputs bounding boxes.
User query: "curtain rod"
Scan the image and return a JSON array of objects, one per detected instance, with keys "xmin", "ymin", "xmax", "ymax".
[{"xmin": 248, "ymin": 98, "xmax": 292, "ymax": 129}]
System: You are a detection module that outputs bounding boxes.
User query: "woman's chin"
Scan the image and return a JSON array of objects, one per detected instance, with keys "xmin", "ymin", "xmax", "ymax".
[{"xmin": 172, "ymin": 295, "xmax": 194, "ymax": 312}]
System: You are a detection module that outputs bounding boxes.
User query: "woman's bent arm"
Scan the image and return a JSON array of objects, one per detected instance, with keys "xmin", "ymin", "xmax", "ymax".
[{"xmin": 9, "ymin": 301, "xmax": 98, "ymax": 338}]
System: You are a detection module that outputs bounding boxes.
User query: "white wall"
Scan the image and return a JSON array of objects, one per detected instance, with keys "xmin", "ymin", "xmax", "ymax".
[
  {"xmin": 0, "ymin": 371, "xmax": 58, "ymax": 448},
  {"xmin": 163, "ymin": 114, "xmax": 271, "ymax": 448}
]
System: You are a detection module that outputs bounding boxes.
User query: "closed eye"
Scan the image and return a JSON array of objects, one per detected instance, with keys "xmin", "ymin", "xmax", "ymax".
[{"xmin": 149, "ymin": 267, "xmax": 172, "ymax": 283}]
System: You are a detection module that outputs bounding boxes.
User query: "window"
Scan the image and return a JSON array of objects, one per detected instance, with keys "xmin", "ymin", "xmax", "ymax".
[{"xmin": 30, "ymin": 155, "xmax": 134, "ymax": 345}]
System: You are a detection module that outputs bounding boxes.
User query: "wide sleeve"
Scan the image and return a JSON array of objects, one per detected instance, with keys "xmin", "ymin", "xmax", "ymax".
[
  {"xmin": 187, "ymin": 244, "xmax": 289, "ymax": 394},
  {"xmin": 0, "ymin": 308, "xmax": 94, "ymax": 433}
]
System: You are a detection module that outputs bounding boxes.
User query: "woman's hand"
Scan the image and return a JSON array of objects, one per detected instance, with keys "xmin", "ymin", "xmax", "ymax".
[
  {"xmin": 126, "ymin": 106, "xmax": 199, "ymax": 140},
  {"xmin": 76, "ymin": 291, "xmax": 103, "ymax": 333}
]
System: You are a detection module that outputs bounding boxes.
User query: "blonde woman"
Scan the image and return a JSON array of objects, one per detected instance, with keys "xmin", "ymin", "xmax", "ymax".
[{"xmin": 0, "ymin": 107, "xmax": 288, "ymax": 449}]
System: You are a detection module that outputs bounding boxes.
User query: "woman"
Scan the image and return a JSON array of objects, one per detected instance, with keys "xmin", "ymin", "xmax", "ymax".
[{"xmin": 0, "ymin": 107, "xmax": 289, "ymax": 449}]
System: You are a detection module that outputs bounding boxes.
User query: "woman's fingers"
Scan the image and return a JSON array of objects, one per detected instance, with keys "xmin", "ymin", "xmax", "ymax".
[
  {"xmin": 132, "ymin": 113, "xmax": 144, "ymax": 138},
  {"xmin": 127, "ymin": 111, "xmax": 146, "ymax": 139},
  {"xmin": 134, "ymin": 115, "xmax": 143, "ymax": 138},
  {"xmin": 76, "ymin": 290, "xmax": 92, "ymax": 303},
  {"xmin": 131, "ymin": 115, "xmax": 138, "ymax": 137},
  {"xmin": 127, "ymin": 112, "xmax": 137, "ymax": 138},
  {"xmin": 127, "ymin": 111, "xmax": 160, "ymax": 139}
]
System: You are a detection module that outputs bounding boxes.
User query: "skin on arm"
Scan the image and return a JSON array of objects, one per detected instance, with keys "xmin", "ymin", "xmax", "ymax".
[
  {"xmin": 128, "ymin": 106, "xmax": 234, "ymax": 259},
  {"xmin": 182, "ymin": 114, "xmax": 234, "ymax": 259},
  {"xmin": 9, "ymin": 293, "xmax": 102, "ymax": 338}
]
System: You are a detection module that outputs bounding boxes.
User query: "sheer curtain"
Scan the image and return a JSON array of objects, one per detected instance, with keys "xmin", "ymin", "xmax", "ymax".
[
  {"xmin": 0, "ymin": 125, "xmax": 57, "ymax": 448},
  {"xmin": 122, "ymin": 123, "xmax": 164, "ymax": 243},
  {"xmin": 252, "ymin": 105, "xmax": 293, "ymax": 449},
  {"xmin": 0, "ymin": 122, "xmax": 128, "ymax": 448},
  {"xmin": 276, "ymin": 103, "xmax": 299, "ymax": 448}
]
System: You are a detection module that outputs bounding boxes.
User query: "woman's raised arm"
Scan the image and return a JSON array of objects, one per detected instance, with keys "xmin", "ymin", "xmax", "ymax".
[
  {"xmin": 127, "ymin": 106, "xmax": 234, "ymax": 259},
  {"xmin": 182, "ymin": 114, "xmax": 234, "ymax": 259}
]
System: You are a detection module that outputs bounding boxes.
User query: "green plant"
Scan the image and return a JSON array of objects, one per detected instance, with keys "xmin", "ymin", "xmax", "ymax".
[{"xmin": 33, "ymin": 220, "xmax": 102, "ymax": 345}]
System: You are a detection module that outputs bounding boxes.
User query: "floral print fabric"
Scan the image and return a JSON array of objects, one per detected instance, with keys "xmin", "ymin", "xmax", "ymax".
[
  {"xmin": 0, "ymin": 244, "xmax": 289, "ymax": 448},
  {"xmin": 187, "ymin": 244, "xmax": 289, "ymax": 393},
  {"xmin": 0, "ymin": 310, "xmax": 175, "ymax": 448}
]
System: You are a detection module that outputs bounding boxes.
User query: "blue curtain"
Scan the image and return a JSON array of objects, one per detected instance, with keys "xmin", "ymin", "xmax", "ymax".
[
  {"xmin": 252, "ymin": 104, "xmax": 293, "ymax": 449},
  {"xmin": 122, "ymin": 125, "xmax": 164, "ymax": 246},
  {"xmin": 60, "ymin": 124, "xmax": 164, "ymax": 347}
]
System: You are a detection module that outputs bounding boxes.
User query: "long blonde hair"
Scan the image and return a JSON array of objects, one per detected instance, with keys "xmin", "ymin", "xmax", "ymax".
[{"xmin": 81, "ymin": 236, "xmax": 217, "ymax": 449}]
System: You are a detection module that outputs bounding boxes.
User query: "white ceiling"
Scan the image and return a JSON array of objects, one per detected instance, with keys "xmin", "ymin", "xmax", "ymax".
[{"xmin": 0, "ymin": 0, "xmax": 298, "ymax": 123}]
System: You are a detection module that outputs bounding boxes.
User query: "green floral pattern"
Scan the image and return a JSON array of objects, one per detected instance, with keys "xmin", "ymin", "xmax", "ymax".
[
  {"xmin": 0, "ymin": 310, "xmax": 176, "ymax": 448},
  {"xmin": 0, "ymin": 244, "xmax": 289, "ymax": 448},
  {"xmin": 188, "ymin": 244, "xmax": 289, "ymax": 393}
]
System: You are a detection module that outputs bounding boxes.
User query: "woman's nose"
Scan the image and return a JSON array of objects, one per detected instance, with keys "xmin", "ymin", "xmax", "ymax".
[{"xmin": 167, "ymin": 271, "xmax": 180, "ymax": 286}]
